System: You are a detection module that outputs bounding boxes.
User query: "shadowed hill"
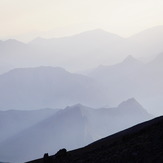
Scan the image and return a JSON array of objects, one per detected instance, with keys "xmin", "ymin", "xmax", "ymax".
[{"xmin": 26, "ymin": 116, "xmax": 163, "ymax": 163}]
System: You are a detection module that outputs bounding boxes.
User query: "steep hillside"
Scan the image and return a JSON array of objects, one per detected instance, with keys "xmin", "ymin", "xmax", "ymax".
[{"xmin": 27, "ymin": 116, "xmax": 163, "ymax": 163}]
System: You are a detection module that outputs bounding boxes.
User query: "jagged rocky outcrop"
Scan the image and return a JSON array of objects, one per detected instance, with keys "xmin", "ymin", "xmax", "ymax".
[{"xmin": 26, "ymin": 116, "xmax": 163, "ymax": 163}]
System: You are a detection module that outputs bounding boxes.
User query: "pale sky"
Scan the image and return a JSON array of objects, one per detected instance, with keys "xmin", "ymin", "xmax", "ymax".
[{"xmin": 1, "ymin": 0, "xmax": 163, "ymax": 41}]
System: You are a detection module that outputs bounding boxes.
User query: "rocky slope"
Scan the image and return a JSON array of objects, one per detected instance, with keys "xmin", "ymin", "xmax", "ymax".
[{"xmin": 27, "ymin": 116, "xmax": 163, "ymax": 163}]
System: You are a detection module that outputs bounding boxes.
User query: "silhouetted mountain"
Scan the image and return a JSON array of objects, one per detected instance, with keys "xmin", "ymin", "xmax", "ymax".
[
  {"xmin": 0, "ymin": 99, "xmax": 152, "ymax": 162},
  {"xmin": 0, "ymin": 66, "xmax": 106, "ymax": 110},
  {"xmin": 26, "ymin": 116, "xmax": 163, "ymax": 163}
]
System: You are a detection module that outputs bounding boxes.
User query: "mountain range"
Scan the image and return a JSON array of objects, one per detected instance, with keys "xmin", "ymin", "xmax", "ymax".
[
  {"xmin": 0, "ymin": 52, "xmax": 162, "ymax": 114},
  {"xmin": 0, "ymin": 66, "xmax": 106, "ymax": 109},
  {"xmin": 0, "ymin": 25, "xmax": 162, "ymax": 163},
  {"xmin": 0, "ymin": 26, "xmax": 163, "ymax": 115},
  {"xmin": 1, "ymin": 26, "xmax": 163, "ymax": 73},
  {"xmin": 0, "ymin": 99, "xmax": 152, "ymax": 163},
  {"xmin": 88, "ymin": 53, "xmax": 163, "ymax": 115},
  {"xmin": 0, "ymin": 51, "xmax": 162, "ymax": 114}
]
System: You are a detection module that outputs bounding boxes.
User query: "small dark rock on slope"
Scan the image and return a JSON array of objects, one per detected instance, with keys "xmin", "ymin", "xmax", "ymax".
[{"xmin": 26, "ymin": 116, "xmax": 163, "ymax": 163}]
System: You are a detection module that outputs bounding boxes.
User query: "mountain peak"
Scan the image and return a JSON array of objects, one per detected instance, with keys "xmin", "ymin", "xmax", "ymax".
[
  {"xmin": 3, "ymin": 39, "xmax": 25, "ymax": 45},
  {"xmin": 117, "ymin": 98, "xmax": 152, "ymax": 117},
  {"xmin": 63, "ymin": 104, "xmax": 92, "ymax": 117},
  {"xmin": 29, "ymin": 37, "xmax": 49, "ymax": 45},
  {"xmin": 119, "ymin": 97, "xmax": 138, "ymax": 105},
  {"xmin": 122, "ymin": 55, "xmax": 139, "ymax": 64},
  {"xmin": 118, "ymin": 98, "xmax": 143, "ymax": 110},
  {"xmin": 65, "ymin": 103, "xmax": 90, "ymax": 112}
]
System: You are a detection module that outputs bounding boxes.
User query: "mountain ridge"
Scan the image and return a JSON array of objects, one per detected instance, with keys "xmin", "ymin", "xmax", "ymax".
[
  {"xmin": 0, "ymin": 66, "xmax": 106, "ymax": 110},
  {"xmin": 26, "ymin": 116, "xmax": 163, "ymax": 163},
  {"xmin": 1, "ymin": 25, "xmax": 163, "ymax": 73},
  {"xmin": 0, "ymin": 99, "xmax": 152, "ymax": 162}
]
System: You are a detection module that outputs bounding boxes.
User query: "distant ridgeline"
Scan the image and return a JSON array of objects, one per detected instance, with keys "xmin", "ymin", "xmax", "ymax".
[{"xmin": 26, "ymin": 116, "xmax": 163, "ymax": 163}]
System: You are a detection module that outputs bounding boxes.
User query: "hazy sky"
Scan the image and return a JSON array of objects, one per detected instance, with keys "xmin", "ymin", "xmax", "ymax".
[{"xmin": 1, "ymin": 0, "xmax": 163, "ymax": 41}]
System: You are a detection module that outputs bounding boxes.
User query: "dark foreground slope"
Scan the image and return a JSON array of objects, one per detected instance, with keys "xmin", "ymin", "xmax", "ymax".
[{"xmin": 27, "ymin": 116, "xmax": 163, "ymax": 163}]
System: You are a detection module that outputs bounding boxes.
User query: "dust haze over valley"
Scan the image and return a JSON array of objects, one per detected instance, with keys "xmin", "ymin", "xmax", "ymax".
[
  {"xmin": 0, "ymin": 0, "xmax": 163, "ymax": 162},
  {"xmin": 0, "ymin": 27, "xmax": 163, "ymax": 162},
  {"xmin": 0, "ymin": 26, "xmax": 163, "ymax": 115}
]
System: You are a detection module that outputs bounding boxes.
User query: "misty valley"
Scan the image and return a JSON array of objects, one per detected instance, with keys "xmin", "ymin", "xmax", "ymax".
[{"xmin": 0, "ymin": 26, "xmax": 163, "ymax": 163}]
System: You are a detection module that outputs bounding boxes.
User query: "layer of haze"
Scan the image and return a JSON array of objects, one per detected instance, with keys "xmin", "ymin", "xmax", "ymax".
[{"xmin": 1, "ymin": 0, "xmax": 163, "ymax": 42}]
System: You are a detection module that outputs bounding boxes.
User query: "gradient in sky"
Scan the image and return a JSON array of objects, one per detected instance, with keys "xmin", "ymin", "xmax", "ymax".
[{"xmin": 1, "ymin": 0, "xmax": 163, "ymax": 41}]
